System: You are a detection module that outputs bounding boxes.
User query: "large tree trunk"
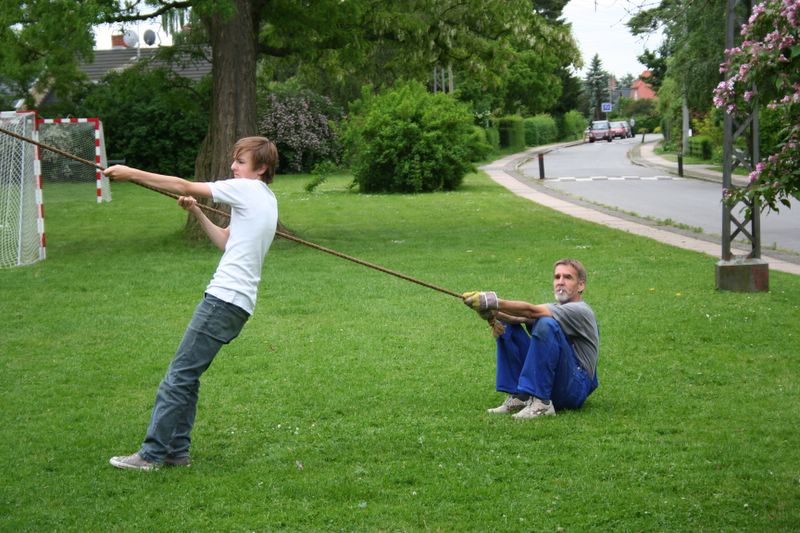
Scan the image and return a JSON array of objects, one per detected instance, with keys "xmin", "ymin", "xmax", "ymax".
[{"xmin": 186, "ymin": 0, "xmax": 261, "ymax": 234}]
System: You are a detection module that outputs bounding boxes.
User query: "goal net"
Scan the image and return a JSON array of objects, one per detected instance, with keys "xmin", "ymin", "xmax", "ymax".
[
  {"xmin": 37, "ymin": 118, "xmax": 112, "ymax": 203},
  {"xmin": 0, "ymin": 111, "xmax": 44, "ymax": 268}
]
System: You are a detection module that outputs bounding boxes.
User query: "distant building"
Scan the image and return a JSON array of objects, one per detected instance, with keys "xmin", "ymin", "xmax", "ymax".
[
  {"xmin": 608, "ymin": 77, "xmax": 633, "ymax": 106},
  {"xmin": 32, "ymin": 33, "xmax": 212, "ymax": 108},
  {"xmin": 79, "ymin": 33, "xmax": 212, "ymax": 83},
  {"xmin": 630, "ymin": 71, "xmax": 657, "ymax": 100}
]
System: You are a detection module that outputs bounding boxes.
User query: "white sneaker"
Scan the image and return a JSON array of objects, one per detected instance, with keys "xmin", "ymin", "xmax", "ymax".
[
  {"xmin": 487, "ymin": 395, "xmax": 527, "ymax": 414},
  {"xmin": 512, "ymin": 397, "xmax": 556, "ymax": 419},
  {"xmin": 109, "ymin": 452, "xmax": 160, "ymax": 471}
]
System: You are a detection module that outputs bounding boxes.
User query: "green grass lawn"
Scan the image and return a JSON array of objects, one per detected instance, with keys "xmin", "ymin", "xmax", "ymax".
[{"xmin": 2, "ymin": 169, "xmax": 799, "ymax": 531}]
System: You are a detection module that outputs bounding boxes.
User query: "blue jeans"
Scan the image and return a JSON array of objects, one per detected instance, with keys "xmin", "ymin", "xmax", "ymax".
[
  {"xmin": 139, "ymin": 294, "xmax": 249, "ymax": 463},
  {"xmin": 495, "ymin": 318, "xmax": 597, "ymax": 411}
]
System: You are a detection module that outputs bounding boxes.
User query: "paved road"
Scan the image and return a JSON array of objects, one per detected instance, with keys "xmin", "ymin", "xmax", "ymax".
[{"xmin": 516, "ymin": 138, "xmax": 800, "ymax": 255}]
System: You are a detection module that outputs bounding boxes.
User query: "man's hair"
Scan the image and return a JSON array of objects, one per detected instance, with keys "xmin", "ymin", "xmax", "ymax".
[
  {"xmin": 232, "ymin": 136, "xmax": 279, "ymax": 184},
  {"xmin": 554, "ymin": 258, "xmax": 587, "ymax": 285}
]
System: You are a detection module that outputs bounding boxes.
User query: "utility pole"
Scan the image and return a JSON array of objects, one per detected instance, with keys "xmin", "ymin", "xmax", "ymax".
[
  {"xmin": 682, "ymin": 96, "xmax": 689, "ymax": 155},
  {"xmin": 717, "ymin": 0, "xmax": 768, "ymax": 292},
  {"xmin": 681, "ymin": 8, "xmax": 690, "ymax": 157}
]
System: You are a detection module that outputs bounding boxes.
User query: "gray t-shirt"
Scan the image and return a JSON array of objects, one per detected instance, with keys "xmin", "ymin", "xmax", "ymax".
[{"xmin": 547, "ymin": 301, "xmax": 600, "ymax": 378}]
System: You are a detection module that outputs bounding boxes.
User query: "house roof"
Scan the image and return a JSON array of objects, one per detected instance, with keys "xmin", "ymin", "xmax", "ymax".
[
  {"xmin": 79, "ymin": 47, "xmax": 212, "ymax": 83},
  {"xmin": 631, "ymin": 78, "xmax": 657, "ymax": 100},
  {"xmin": 630, "ymin": 71, "xmax": 657, "ymax": 100}
]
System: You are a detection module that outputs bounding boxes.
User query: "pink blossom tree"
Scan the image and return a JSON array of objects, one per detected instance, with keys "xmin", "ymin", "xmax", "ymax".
[{"xmin": 713, "ymin": 0, "xmax": 800, "ymax": 212}]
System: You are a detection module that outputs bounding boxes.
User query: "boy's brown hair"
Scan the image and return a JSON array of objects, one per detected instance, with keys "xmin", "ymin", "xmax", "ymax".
[{"xmin": 232, "ymin": 136, "xmax": 279, "ymax": 184}]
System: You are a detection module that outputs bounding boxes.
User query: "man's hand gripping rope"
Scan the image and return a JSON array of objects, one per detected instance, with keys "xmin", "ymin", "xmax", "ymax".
[{"xmin": 462, "ymin": 290, "xmax": 505, "ymax": 336}]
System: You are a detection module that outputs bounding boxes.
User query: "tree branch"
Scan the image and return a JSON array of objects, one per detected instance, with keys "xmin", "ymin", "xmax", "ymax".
[
  {"xmin": 258, "ymin": 44, "xmax": 295, "ymax": 57},
  {"xmin": 99, "ymin": 1, "xmax": 194, "ymax": 25}
]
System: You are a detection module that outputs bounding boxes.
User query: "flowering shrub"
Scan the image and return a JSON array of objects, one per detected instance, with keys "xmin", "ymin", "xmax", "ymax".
[
  {"xmin": 258, "ymin": 88, "xmax": 343, "ymax": 173},
  {"xmin": 713, "ymin": 0, "xmax": 800, "ymax": 212},
  {"xmin": 342, "ymin": 82, "xmax": 475, "ymax": 193}
]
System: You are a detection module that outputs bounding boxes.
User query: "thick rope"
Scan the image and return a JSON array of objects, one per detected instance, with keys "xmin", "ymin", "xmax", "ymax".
[{"xmin": 0, "ymin": 125, "xmax": 462, "ymax": 298}]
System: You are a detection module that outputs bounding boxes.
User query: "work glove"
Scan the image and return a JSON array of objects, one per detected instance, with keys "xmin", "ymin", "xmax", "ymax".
[
  {"xmin": 490, "ymin": 318, "xmax": 506, "ymax": 338},
  {"xmin": 462, "ymin": 291, "xmax": 499, "ymax": 313}
]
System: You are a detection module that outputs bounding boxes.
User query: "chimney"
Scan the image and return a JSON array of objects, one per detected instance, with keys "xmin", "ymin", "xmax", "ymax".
[{"xmin": 111, "ymin": 34, "xmax": 126, "ymax": 49}]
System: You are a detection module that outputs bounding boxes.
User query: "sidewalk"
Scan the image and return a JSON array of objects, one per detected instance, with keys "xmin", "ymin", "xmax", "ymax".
[
  {"xmin": 480, "ymin": 140, "xmax": 800, "ymax": 276},
  {"xmin": 628, "ymin": 139, "xmax": 750, "ymax": 187}
]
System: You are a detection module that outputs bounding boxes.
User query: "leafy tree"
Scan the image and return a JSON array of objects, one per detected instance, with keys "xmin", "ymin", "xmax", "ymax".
[
  {"xmin": 656, "ymin": 76, "xmax": 682, "ymax": 147},
  {"xmin": 550, "ymin": 67, "xmax": 584, "ymax": 116},
  {"xmin": 284, "ymin": 0, "xmax": 580, "ymax": 119},
  {"xmin": 0, "ymin": 1, "xmax": 100, "ymax": 109},
  {"xmin": 618, "ymin": 73, "xmax": 636, "ymax": 89},
  {"xmin": 530, "ymin": 0, "xmax": 571, "ymax": 21},
  {"xmin": 628, "ymin": 0, "xmax": 728, "ymax": 111},
  {"xmin": 636, "ymin": 45, "xmax": 669, "ymax": 90},
  {"xmin": 502, "ymin": 51, "xmax": 563, "ymax": 115}
]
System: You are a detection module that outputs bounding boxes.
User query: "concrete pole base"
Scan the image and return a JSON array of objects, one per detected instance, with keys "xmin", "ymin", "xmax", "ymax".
[{"xmin": 716, "ymin": 258, "xmax": 769, "ymax": 292}]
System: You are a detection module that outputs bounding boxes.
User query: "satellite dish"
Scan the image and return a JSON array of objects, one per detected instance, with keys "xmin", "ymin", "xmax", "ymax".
[
  {"xmin": 123, "ymin": 30, "xmax": 139, "ymax": 48},
  {"xmin": 143, "ymin": 29, "xmax": 157, "ymax": 46}
]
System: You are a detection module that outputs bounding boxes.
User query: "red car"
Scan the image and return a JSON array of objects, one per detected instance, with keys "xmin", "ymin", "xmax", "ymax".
[
  {"xmin": 609, "ymin": 121, "xmax": 628, "ymax": 139},
  {"xmin": 587, "ymin": 120, "xmax": 613, "ymax": 143}
]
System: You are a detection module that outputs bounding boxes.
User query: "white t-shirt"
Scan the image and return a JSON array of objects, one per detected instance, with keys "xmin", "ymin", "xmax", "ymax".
[{"xmin": 205, "ymin": 178, "xmax": 278, "ymax": 315}]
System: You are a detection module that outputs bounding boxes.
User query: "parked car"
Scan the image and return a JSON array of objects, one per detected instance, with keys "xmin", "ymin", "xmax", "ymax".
[
  {"xmin": 609, "ymin": 121, "xmax": 628, "ymax": 139},
  {"xmin": 621, "ymin": 121, "xmax": 634, "ymax": 138},
  {"xmin": 587, "ymin": 120, "xmax": 613, "ymax": 143}
]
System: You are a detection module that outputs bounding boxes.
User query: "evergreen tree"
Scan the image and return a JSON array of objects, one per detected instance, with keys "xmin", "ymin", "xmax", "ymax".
[{"xmin": 583, "ymin": 54, "xmax": 610, "ymax": 120}]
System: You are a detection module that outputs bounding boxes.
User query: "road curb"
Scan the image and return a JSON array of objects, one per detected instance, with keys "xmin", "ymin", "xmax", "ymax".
[
  {"xmin": 479, "ymin": 141, "xmax": 800, "ymax": 275},
  {"xmin": 628, "ymin": 141, "xmax": 751, "ymax": 187}
]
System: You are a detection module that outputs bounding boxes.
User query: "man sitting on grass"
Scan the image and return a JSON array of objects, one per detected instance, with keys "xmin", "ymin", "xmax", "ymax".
[{"xmin": 463, "ymin": 258, "xmax": 599, "ymax": 419}]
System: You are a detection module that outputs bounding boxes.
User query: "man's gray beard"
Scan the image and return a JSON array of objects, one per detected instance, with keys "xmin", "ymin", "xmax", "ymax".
[{"xmin": 555, "ymin": 290, "xmax": 570, "ymax": 303}]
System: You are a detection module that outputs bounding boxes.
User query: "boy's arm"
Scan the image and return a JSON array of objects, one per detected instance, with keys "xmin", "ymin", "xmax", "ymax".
[
  {"xmin": 104, "ymin": 165, "xmax": 212, "ymax": 198},
  {"xmin": 177, "ymin": 196, "xmax": 229, "ymax": 250}
]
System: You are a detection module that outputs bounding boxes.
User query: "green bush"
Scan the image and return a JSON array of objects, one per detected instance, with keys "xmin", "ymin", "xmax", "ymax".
[
  {"xmin": 523, "ymin": 118, "xmax": 540, "ymax": 146},
  {"xmin": 76, "ymin": 63, "xmax": 209, "ymax": 178},
  {"xmin": 465, "ymin": 125, "xmax": 493, "ymax": 162},
  {"xmin": 484, "ymin": 125, "xmax": 500, "ymax": 151},
  {"xmin": 616, "ymin": 96, "xmax": 660, "ymax": 133},
  {"xmin": 688, "ymin": 135, "xmax": 713, "ymax": 160},
  {"xmin": 561, "ymin": 110, "xmax": 588, "ymax": 140},
  {"xmin": 525, "ymin": 114, "xmax": 557, "ymax": 146},
  {"xmin": 342, "ymin": 82, "xmax": 475, "ymax": 193},
  {"xmin": 497, "ymin": 115, "xmax": 525, "ymax": 150}
]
